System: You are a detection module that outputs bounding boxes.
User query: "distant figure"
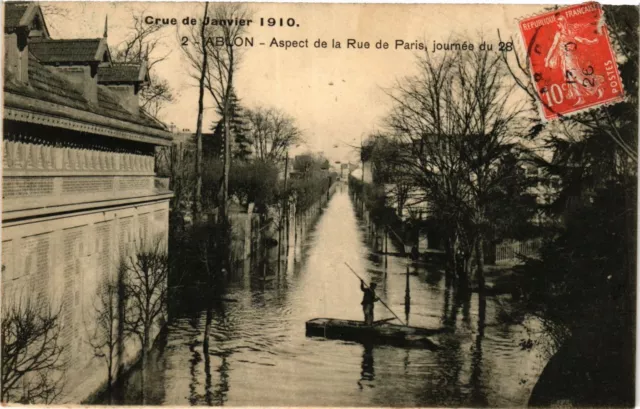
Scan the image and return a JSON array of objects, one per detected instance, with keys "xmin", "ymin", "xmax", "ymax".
[
  {"xmin": 410, "ymin": 245, "xmax": 419, "ymax": 261},
  {"xmin": 455, "ymin": 248, "xmax": 468, "ymax": 283},
  {"xmin": 361, "ymin": 280, "xmax": 378, "ymax": 325}
]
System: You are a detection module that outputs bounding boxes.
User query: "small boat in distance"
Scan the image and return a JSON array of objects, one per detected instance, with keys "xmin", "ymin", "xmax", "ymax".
[{"xmin": 305, "ymin": 318, "xmax": 449, "ymax": 349}]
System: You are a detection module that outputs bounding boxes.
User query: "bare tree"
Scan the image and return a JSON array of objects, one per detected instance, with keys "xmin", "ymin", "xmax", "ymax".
[
  {"xmin": 385, "ymin": 47, "xmax": 527, "ymax": 288},
  {"xmin": 39, "ymin": 4, "xmax": 71, "ymax": 38},
  {"xmin": 40, "ymin": 4, "xmax": 69, "ymax": 20},
  {"xmin": 123, "ymin": 239, "xmax": 169, "ymax": 355},
  {"xmin": 368, "ymin": 134, "xmax": 416, "ymax": 218},
  {"xmin": 204, "ymin": 4, "xmax": 251, "ymax": 222},
  {"xmin": 180, "ymin": 3, "xmax": 210, "ymax": 223},
  {"xmin": 113, "ymin": 10, "xmax": 175, "ymax": 119},
  {"xmin": 181, "ymin": 4, "xmax": 251, "ymax": 222},
  {"xmin": 385, "ymin": 50, "xmax": 470, "ymax": 276},
  {"xmin": 120, "ymin": 239, "xmax": 168, "ymax": 404},
  {"xmin": 1, "ymin": 295, "xmax": 66, "ymax": 404},
  {"xmin": 247, "ymin": 107, "xmax": 303, "ymax": 162},
  {"xmin": 85, "ymin": 273, "xmax": 120, "ymax": 404}
]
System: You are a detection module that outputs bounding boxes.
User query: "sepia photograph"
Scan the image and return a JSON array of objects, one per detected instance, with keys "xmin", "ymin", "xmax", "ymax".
[{"xmin": 1, "ymin": 1, "xmax": 637, "ymax": 407}]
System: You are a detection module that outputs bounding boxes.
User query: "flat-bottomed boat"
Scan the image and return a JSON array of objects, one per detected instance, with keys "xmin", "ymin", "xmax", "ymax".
[{"xmin": 305, "ymin": 318, "xmax": 447, "ymax": 348}]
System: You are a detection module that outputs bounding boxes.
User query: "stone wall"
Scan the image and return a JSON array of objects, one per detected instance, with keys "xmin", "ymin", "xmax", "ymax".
[
  {"xmin": 229, "ymin": 203, "xmax": 256, "ymax": 263},
  {"xmin": 2, "ymin": 140, "xmax": 162, "ymax": 221}
]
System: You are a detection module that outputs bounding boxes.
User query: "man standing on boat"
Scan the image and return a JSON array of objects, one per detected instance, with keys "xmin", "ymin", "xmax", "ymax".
[{"xmin": 361, "ymin": 280, "xmax": 379, "ymax": 325}]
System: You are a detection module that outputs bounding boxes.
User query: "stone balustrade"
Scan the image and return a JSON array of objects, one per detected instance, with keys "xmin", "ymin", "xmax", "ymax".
[{"xmin": 3, "ymin": 140, "xmax": 155, "ymax": 174}]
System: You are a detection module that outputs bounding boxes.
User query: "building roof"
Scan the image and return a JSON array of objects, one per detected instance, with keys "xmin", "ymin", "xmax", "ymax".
[
  {"xmin": 4, "ymin": 53, "xmax": 170, "ymax": 139},
  {"xmin": 29, "ymin": 38, "xmax": 110, "ymax": 64},
  {"xmin": 4, "ymin": 2, "xmax": 170, "ymax": 144},
  {"xmin": 5, "ymin": 2, "xmax": 31, "ymax": 28},
  {"xmin": 5, "ymin": 2, "xmax": 50, "ymax": 37},
  {"xmin": 98, "ymin": 62, "xmax": 148, "ymax": 84},
  {"xmin": 4, "ymin": 1, "xmax": 37, "ymax": 29}
]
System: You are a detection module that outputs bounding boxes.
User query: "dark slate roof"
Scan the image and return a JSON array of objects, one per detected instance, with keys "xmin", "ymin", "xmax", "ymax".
[
  {"xmin": 5, "ymin": 2, "xmax": 31, "ymax": 29},
  {"xmin": 29, "ymin": 38, "xmax": 107, "ymax": 63},
  {"xmin": 4, "ymin": 52, "xmax": 167, "ymax": 132},
  {"xmin": 98, "ymin": 63, "xmax": 146, "ymax": 83}
]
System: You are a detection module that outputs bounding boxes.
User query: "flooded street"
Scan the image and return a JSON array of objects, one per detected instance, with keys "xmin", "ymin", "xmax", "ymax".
[{"xmin": 114, "ymin": 186, "xmax": 550, "ymax": 407}]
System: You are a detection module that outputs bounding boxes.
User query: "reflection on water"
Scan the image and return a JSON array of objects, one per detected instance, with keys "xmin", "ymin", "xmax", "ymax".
[
  {"xmin": 359, "ymin": 343, "xmax": 375, "ymax": 388},
  {"xmin": 107, "ymin": 187, "xmax": 551, "ymax": 407}
]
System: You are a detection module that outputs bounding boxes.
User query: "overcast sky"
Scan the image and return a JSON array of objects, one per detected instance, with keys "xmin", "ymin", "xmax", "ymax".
[{"xmin": 44, "ymin": 2, "xmax": 544, "ymax": 162}]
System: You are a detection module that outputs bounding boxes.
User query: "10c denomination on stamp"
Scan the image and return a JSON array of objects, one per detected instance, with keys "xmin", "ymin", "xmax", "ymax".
[{"xmin": 519, "ymin": 2, "xmax": 624, "ymax": 120}]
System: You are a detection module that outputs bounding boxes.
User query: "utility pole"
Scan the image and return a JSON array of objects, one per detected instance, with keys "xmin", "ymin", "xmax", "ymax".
[
  {"xmin": 284, "ymin": 152, "xmax": 290, "ymax": 255},
  {"xmin": 405, "ymin": 264, "xmax": 411, "ymax": 325},
  {"xmin": 384, "ymin": 227, "xmax": 388, "ymax": 269},
  {"xmin": 278, "ymin": 153, "xmax": 289, "ymax": 271}
]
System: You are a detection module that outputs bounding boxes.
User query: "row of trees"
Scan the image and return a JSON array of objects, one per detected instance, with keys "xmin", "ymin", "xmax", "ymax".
[{"xmin": 162, "ymin": 3, "xmax": 340, "ymax": 302}]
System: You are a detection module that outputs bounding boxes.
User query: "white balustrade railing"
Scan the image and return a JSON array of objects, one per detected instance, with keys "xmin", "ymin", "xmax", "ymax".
[{"xmin": 3, "ymin": 140, "xmax": 154, "ymax": 174}]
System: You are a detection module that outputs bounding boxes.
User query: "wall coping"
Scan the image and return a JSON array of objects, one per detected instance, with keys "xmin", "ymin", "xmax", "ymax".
[{"xmin": 3, "ymin": 191, "xmax": 173, "ymax": 223}]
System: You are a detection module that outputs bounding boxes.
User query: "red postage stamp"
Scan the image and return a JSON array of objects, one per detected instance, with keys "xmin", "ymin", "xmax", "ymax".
[{"xmin": 518, "ymin": 2, "xmax": 624, "ymax": 120}]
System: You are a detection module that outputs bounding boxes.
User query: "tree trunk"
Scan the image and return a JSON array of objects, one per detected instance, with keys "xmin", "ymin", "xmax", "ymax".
[
  {"xmin": 449, "ymin": 234, "xmax": 457, "ymax": 279},
  {"xmin": 397, "ymin": 188, "xmax": 405, "ymax": 218},
  {"xmin": 475, "ymin": 237, "xmax": 485, "ymax": 291},
  {"xmin": 193, "ymin": 3, "xmax": 209, "ymax": 223},
  {"xmin": 141, "ymin": 329, "xmax": 149, "ymax": 405},
  {"xmin": 107, "ymin": 358, "xmax": 113, "ymax": 404},
  {"xmin": 115, "ymin": 264, "xmax": 126, "ymax": 404},
  {"xmin": 222, "ymin": 101, "xmax": 231, "ymax": 223}
]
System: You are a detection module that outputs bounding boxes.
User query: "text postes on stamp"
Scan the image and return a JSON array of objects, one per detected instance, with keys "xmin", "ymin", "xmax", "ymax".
[{"xmin": 519, "ymin": 2, "xmax": 624, "ymax": 120}]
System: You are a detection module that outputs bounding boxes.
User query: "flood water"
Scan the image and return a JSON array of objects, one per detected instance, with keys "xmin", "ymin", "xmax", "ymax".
[{"xmin": 111, "ymin": 185, "xmax": 552, "ymax": 407}]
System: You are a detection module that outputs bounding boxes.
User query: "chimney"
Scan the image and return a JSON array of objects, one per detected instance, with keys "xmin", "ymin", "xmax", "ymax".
[
  {"xmin": 54, "ymin": 65, "xmax": 99, "ymax": 104},
  {"xmin": 4, "ymin": 30, "xmax": 29, "ymax": 83}
]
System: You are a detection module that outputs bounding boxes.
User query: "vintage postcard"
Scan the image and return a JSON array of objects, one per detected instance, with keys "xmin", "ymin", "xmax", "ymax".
[{"xmin": 1, "ymin": 1, "xmax": 637, "ymax": 407}]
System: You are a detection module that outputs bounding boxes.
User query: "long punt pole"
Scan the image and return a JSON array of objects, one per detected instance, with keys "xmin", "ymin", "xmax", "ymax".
[{"xmin": 344, "ymin": 262, "xmax": 406, "ymax": 326}]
